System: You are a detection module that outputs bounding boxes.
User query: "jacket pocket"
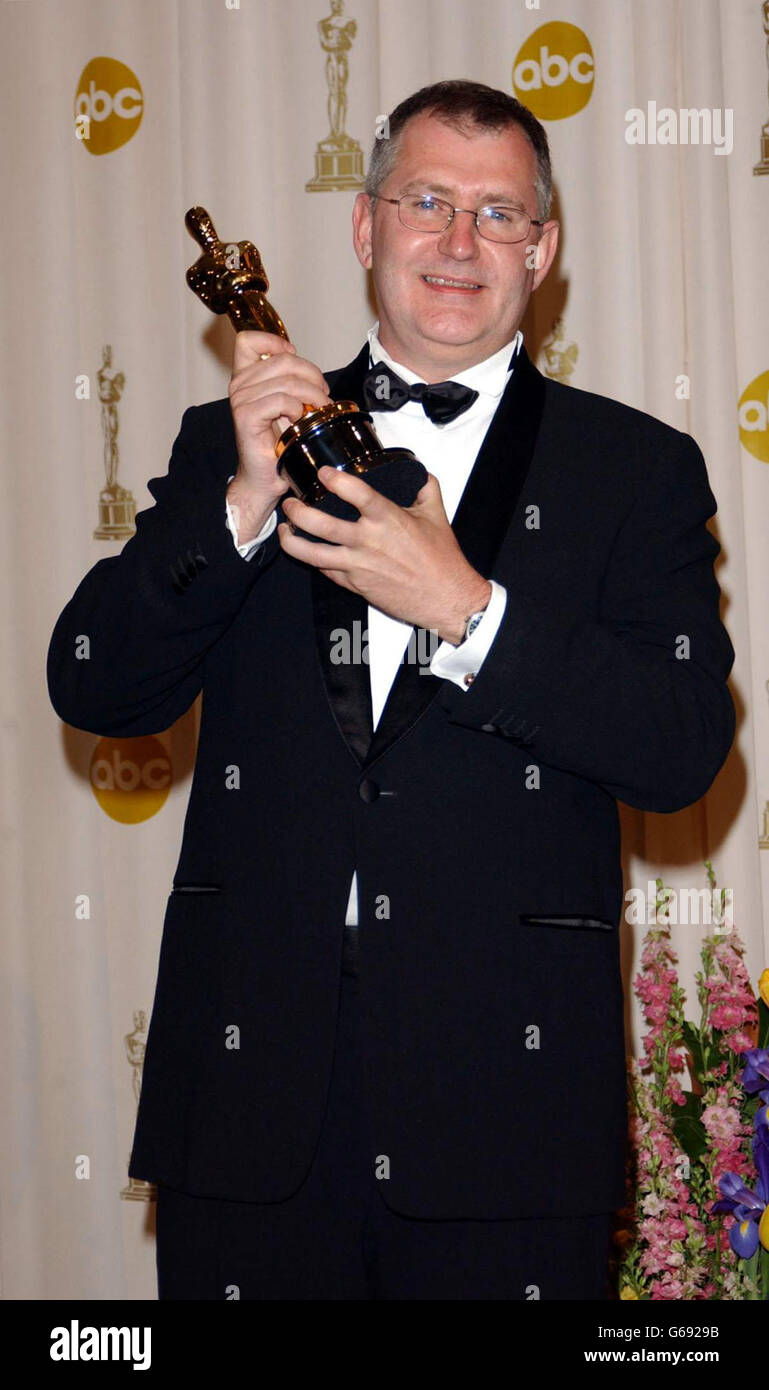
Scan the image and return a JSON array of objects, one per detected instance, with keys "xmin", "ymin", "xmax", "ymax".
[
  {"xmin": 170, "ymin": 883, "xmax": 223, "ymax": 895},
  {"xmin": 519, "ymin": 913, "xmax": 614, "ymax": 932}
]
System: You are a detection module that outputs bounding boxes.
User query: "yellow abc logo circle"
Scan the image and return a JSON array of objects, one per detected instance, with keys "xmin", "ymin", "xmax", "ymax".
[
  {"xmin": 74, "ymin": 57, "xmax": 143, "ymax": 156},
  {"xmin": 738, "ymin": 371, "xmax": 769, "ymax": 463},
  {"xmin": 513, "ymin": 21, "xmax": 594, "ymax": 121},
  {"xmin": 90, "ymin": 737, "xmax": 171, "ymax": 824}
]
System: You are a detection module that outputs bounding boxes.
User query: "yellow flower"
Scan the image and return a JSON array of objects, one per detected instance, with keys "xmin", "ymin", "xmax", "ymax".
[
  {"xmin": 620, "ymin": 1286, "xmax": 639, "ymax": 1300},
  {"xmin": 758, "ymin": 968, "xmax": 769, "ymax": 1009}
]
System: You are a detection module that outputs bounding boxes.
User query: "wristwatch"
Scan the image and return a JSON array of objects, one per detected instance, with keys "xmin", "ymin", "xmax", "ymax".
[{"xmin": 460, "ymin": 606, "xmax": 488, "ymax": 645}]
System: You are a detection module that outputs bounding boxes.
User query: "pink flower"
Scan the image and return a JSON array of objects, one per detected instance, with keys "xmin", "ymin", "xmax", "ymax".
[{"xmin": 624, "ymin": 879, "xmax": 760, "ymax": 1300}]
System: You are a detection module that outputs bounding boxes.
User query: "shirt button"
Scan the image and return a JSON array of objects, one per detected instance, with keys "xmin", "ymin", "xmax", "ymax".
[
  {"xmin": 463, "ymin": 672, "xmax": 476, "ymax": 687},
  {"xmin": 358, "ymin": 778, "xmax": 380, "ymax": 803}
]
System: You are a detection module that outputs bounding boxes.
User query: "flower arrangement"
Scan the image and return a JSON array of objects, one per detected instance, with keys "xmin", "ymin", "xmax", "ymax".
[{"xmin": 617, "ymin": 864, "xmax": 769, "ymax": 1300}]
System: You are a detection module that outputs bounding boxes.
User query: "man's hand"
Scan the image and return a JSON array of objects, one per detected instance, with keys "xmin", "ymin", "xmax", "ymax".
[
  {"xmin": 227, "ymin": 330, "xmax": 332, "ymax": 544},
  {"xmin": 279, "ymin": 467, "xmax": 492, "ymax": 645}
]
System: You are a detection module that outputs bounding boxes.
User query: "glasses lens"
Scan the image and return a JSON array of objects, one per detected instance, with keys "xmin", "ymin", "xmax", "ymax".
[
  {"xmin": 398, "ymin": 195, "xmax": 452, "ymax": 232},
  {"xmin": 396, "ymin": 195, "xmax": 532, "ymax": 242},
  {"xmin": 476, "ymin": 207, "xmax": 531, "ymax": 243}
]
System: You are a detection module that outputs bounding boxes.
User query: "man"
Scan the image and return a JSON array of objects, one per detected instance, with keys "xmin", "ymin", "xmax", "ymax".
[{"xmin": 47, "ymin": 80, "xmax": 735, "ymax": 1300}]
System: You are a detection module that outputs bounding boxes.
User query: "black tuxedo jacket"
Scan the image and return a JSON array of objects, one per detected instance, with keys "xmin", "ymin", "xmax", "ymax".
[{"xmin": 47, "ymin": 344, "xmax": 735, "ymax": 1219}]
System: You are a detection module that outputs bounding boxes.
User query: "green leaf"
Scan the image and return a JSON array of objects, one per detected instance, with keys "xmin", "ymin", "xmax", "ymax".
[
  {"xmin": 759, "ymin": 1242, "xmax": 769, "ymax": 1299},
  {"xmin": 675, "ymin": 1090, "xmax": 703, "ymax": 1120},
  {"xmin": 682, "ymin": 1021, "xmax": 705, "ymax": 1081},
  {"xmin": 758, "ymin": 997, "xmax": 769, "ymax": 1051},
  {"xmin": 672, "ymin": 1110, "xmax": 708, "ymax": 1161}
]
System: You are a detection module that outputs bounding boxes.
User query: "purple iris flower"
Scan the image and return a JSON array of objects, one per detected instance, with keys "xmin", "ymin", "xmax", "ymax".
[
  {"xmin": 710, "ymin": 1108, "xmax": 769, "ymax": 1259},
  {"xmin": 740, "ymin": 1049, "xmax": 769, "ymax": 1103}
]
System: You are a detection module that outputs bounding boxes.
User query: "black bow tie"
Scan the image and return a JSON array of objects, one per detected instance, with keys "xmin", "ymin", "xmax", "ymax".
[{"xmin": 362, "ymin": 360, "xmax": 479, "ymax": 425}]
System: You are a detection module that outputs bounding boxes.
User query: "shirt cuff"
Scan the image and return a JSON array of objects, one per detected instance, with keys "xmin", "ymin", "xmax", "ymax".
[
  {"xmin": 429, "ymin": 580, "xmax": 507, "ymax": 690},
  {"xmin": 225, "ymin": 473, "xmax": 278, "ymax": 559}
]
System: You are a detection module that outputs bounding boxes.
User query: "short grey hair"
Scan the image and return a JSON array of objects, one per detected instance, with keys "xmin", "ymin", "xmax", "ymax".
[{"xmin": 365, "ymin": 79, "xmax": 553, "ymax": 221}]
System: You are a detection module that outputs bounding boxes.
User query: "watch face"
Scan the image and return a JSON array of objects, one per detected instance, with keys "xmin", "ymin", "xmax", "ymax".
[{"xmin": 466, "ymin": 611, "xmax": 484, "ymax": 639}]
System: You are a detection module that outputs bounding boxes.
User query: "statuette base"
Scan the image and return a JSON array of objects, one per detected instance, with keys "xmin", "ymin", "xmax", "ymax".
[
  {"xmin": 306, "ymin": 137, "xmax": 365, "ymax": 191},
  {"xmin": 94, "ymin": 488, "xmax": 136, "ymax": 539}
]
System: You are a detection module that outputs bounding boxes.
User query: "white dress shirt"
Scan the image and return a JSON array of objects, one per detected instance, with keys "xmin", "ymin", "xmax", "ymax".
[{"xmin": 224, "ymin": 324, "xmax": 523, "ymax": 925}]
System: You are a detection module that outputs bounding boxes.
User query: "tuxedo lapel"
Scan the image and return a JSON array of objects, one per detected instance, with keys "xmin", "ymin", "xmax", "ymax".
[
  {"xmin": 310, "ymin": 344, "xmax": 373, "ymax": 768},
  {"xmin": 310, "ymin": 344, "xmax": 547, "ymax": 772},
  {"xmin": 324, "ymin": 342, "xmax": 370, "ymax": 410}
]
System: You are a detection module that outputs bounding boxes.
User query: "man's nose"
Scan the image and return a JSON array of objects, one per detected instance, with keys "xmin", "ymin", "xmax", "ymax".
[{"xmin": 436, "ymin": 209, "xmax": 482, "ymax": 259}]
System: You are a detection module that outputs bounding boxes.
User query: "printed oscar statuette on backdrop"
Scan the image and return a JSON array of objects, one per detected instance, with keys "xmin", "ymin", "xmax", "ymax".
[
  {"xmin": 184, "ymin": 206, "xmax": 427, "ymax": 540},
  {"xmin": 120, "ymin": 1010, "xmax": 156, "ymax": 1201},
  {"xmin": 541, "ymin": 317, "xmax": 579, "ymax": 386},
  {"xmin": 755, "ymin": 0, "xmax": 769, "ymax": 174},
  {"xmin": 94, "ymin": 344, "xmax": 136, "ymax": 540},
  {"xmin": 305, "ymin": 1, "xmax": 365, "ymax": 191}
]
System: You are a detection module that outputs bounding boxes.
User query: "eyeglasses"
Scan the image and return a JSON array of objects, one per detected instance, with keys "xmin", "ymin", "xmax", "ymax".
[{"xmin": 372, "ymin": 193, "xmax": 544, "ymax": 244}]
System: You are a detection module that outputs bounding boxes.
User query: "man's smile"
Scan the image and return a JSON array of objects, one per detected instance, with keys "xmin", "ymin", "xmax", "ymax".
[{"xmin": 420, "ymin": 273, "xmax": 484, "ymax": 292}]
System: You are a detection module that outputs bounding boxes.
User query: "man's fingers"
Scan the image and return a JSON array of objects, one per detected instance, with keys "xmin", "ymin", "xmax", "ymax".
[
  {"xmin": 230, "ymin": 360, "xmax": 330, "ymax": 409},
  {"xmin": 316, "ymin": 465, "xmax": 395, "ymax": 521},
  {"xmin": 232, "ymin": 331, "xmax": 296, "ymax": 368},
  {"xmin": 281, "ymin": 495, "xmax": 358, "ymax": 545},
  {"xmin": 230, "ymin": 359, "xmax": 329, "ymax": 395},
  {"xmin": 277, "ymin": 521, "xmax": 353, "ymax": 570},
  {"xmin": 229, "ymin": 391, "xmax": 310, "ymax": 445}
]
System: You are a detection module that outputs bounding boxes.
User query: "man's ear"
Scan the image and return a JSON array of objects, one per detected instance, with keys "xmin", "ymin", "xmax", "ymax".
[
  {"xmin": 352, "ymin": 192, "xmax": 374, "ymax": 269},
  {"xmin": 531, "ymin": 220, "xmax": 559, "ymax": 290}
]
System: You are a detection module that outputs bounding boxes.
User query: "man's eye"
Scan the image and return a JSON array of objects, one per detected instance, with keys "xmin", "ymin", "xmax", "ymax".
[
  {"xmin": 414, "ymin": 196, "xmax": 439, "ymax": 211},
  {"xmin": 483, "ymin": 207, "xmax": 515, "ymax": 223}
]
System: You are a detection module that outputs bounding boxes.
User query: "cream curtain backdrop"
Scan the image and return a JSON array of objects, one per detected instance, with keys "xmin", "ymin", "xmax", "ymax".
[{"xmin": 1, "ymin": 0, "xmax": 767, "ymax": 1298}]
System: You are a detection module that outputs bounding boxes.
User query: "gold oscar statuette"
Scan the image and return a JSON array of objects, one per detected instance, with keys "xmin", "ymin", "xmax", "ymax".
[{"xmin": 184, "ymin": 206, "xmax": 427, "ymax": 529}]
